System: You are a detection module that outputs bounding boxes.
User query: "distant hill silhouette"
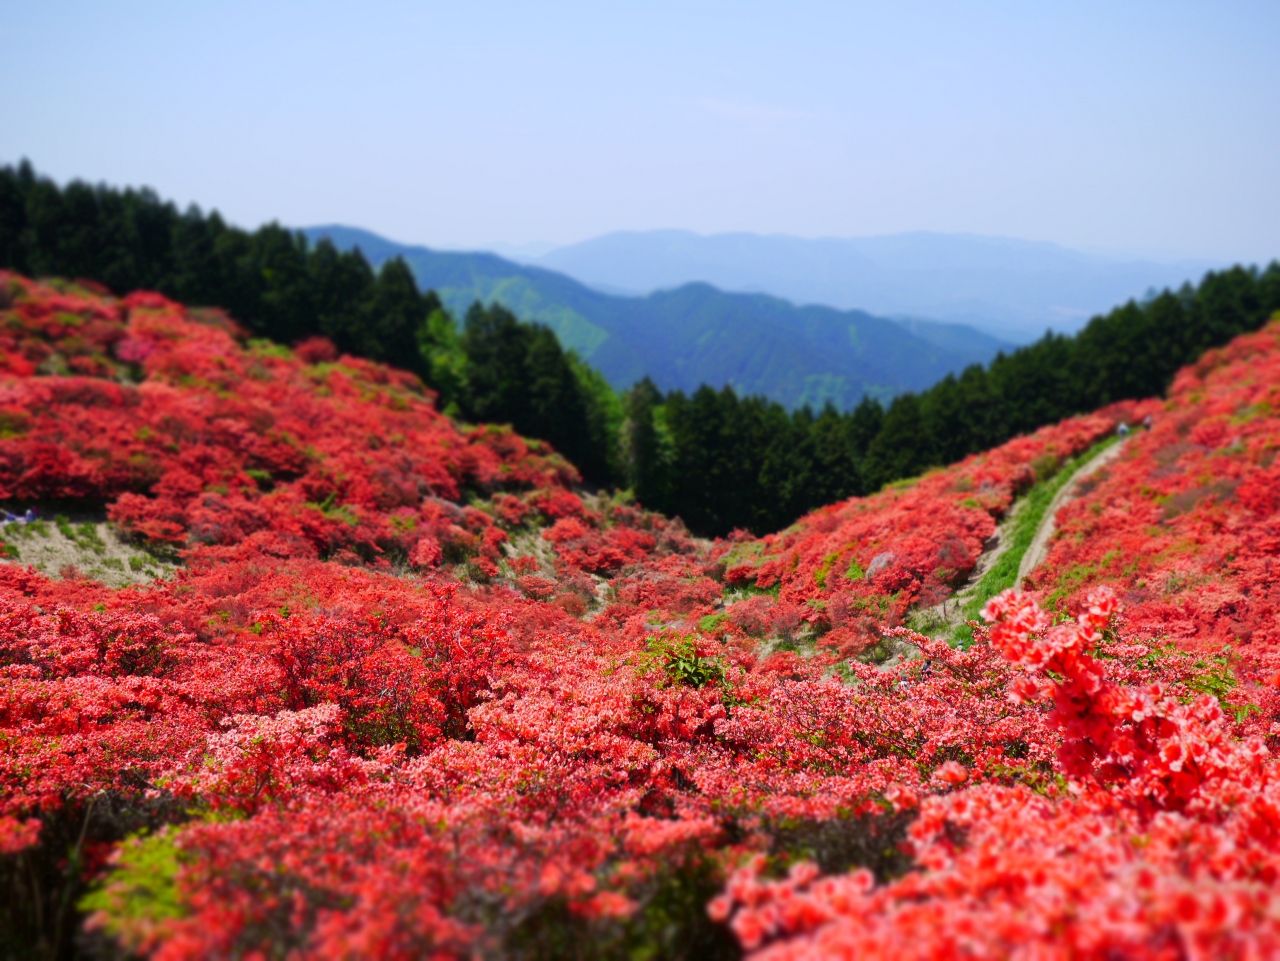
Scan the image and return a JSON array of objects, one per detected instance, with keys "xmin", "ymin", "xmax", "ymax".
[
  {"xmin": 304, "ymin": 226, "xmax": 1011, "ymax": 410},
  {"xmin": 528, "ymin": 230, "xmax": 1223, "ymax": 343}
]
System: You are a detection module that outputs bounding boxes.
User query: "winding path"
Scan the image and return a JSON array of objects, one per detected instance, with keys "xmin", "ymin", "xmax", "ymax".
[
  {"xmin": 1016, "ymin": 438, "xmax": 1126, "ymax": 587},
  {"xmin": 901, "ymin": 437, "xmax": 1128, "ymax": 648},
  {"xmin": 900, "ymin": 501, "xmax": 1024, "ymax": 645}
]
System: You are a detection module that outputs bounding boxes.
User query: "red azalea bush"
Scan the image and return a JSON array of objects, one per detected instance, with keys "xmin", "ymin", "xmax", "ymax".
[
  {"xmin": 720, "ymin": 406, "xmax": 1151, "ymax": 655},
  {"xmin": 0, "ymin": 273, "xmax": 576, "ymax": 564},
  {"xmin": 711, "ymin": 588, "xmax": 1280, "ymax": 959},
  {"xmin": 1028, "ymin": 320, "xmax": 1280, "ymax": 735},
  {"xmin": 3, "ymin": 554, "xmax": 1049, "ymax": 957},
  {"xmin": 3, "ymin": 271, "xmax": 1280, "ymax": 959}
]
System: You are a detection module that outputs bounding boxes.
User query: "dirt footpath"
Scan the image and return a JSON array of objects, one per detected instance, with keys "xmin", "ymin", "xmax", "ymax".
[
  {"xmin": 896, "ymin": 437, "xmax": 1128, "ymax": 653},
  {"xmin": 1016, "ymin": 439, "xmax": 1127, "ymax": 586}
]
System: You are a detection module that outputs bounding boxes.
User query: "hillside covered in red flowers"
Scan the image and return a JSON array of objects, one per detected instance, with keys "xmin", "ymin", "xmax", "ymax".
[{"xmin": 3, "ymin": 271, "xmax": 1280, "ymax": 960}]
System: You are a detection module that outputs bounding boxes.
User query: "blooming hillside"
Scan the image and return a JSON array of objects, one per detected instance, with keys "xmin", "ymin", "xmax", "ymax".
[
  {"xmin": 0, "ymin": 274, "xmax": 581, "ymax": 565},
  {"xmin": 712, "ymin": 320, "xmax": 1280, "ymax": 958},
  {"xmin": 2, "ymin": 271, "xmax": 1279, "ymax": 959}
]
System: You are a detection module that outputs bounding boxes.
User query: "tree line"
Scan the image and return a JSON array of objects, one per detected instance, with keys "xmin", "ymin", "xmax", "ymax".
[
  {"xmin": 3, "ymin": 161, "xmax": 1279, "ymax": 537},
  {"xmin": 629, "ymin": 262, "xmax": 1280, "ymax": 533}
]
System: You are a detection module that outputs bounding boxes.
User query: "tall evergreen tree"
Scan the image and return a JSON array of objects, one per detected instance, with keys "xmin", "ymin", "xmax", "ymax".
[
  {"xmin": 621, "ymin": 378, "xmax": 668, "ymax": 508},
  {"xmin": 457, "ymin": 302, "xmax": 612, "ymax": 485},
  {"xmin": 308, "ymin": 238, "xmax": 375, "ymax": 354},
  {"xmin": 361, "ymin": 257, "xmax": 435, "ymax": 373},
  {"xmin": 861, "ymin": 393, "xmax": 931, "ymax": 492}
]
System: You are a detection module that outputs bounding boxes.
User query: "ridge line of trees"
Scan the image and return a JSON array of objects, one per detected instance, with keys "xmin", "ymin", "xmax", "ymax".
[{"xmin": 3, "ymin": 161, "xmax": 1279, "ymax": 537}]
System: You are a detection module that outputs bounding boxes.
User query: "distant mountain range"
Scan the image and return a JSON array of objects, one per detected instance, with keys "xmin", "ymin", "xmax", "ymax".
[
  {"xmin": 519, "ymin": 231, "xmax": 1224, "ymax": 343},
  {"xmin": 303, "ymin": 226, "xmax": 1013, "ymax": 411}
]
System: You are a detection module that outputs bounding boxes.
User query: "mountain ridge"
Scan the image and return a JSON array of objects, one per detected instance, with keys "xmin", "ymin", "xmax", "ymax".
[
  {"xmin": 528, "ymin": 228, "xmax": 1224, "ymax": 342},
  {"xmin": 304, "ymin": 224, "xmax": 1013, "ymax": 410}
]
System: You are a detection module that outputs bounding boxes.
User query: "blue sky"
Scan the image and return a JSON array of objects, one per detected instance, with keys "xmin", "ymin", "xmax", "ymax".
[{"xmin": 2, "ymin": 1, "xmax": 1277, "ymax": 261}]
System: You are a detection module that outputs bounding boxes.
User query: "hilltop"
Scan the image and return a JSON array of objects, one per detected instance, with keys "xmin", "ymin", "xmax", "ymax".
[{"xmin": 3, "ymin": 271, "xmax": 1280, "ymax": 958}]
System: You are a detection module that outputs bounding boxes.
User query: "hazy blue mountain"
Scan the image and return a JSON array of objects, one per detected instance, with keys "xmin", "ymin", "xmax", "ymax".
[
  {"xmin": 482, "ymin": 240, "xmax": 559, "ymax": 261},
  {"xmin": 532, "ymin": 230, "xmax": 1223, "ymax": 343},
  {"xmin": 303, "ymin": 226, "xmax": 1012, "ymax": 410}
]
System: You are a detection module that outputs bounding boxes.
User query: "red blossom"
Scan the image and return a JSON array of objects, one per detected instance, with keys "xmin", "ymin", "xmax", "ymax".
[{"xmin": 4, "ymin": 273, "xmax": 1280, "ymax": 958}]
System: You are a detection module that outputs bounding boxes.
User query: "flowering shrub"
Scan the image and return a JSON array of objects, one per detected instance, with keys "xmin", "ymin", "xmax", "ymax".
[
  {"xmin": 1025, "ymin": 320, "xmax": 1280, "ymax": 744},
  {"xmin": 711, "ymin": 587, "xmax": 1280, "ymax": 959},
  {"xmin": 3, "ymin": 272, "xmax": 1279, "ymax": 958},
  {"xmin": 722, "ymin": 405, "xmax": 1152, "ymax": 656},
  {"xmin": 701, "ymin": 321, "xmax": 1280, "ymax": 959},
  {"xmin": 0, "ymin": 273, "xmax": 576, "ymax": 564}
]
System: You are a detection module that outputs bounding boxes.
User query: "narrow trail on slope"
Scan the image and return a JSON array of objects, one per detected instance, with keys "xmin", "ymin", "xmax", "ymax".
[
  {"xmin": 1016, "ymin": 439, "xmax": 1127, "ymax": 587},
  {"xmin": 893, "ymin": 436, "xmax": 1128, "ymax": 655},
  {"xmin": 899, "ymin": 502, "xmax": 1024, "ymax": 646}
]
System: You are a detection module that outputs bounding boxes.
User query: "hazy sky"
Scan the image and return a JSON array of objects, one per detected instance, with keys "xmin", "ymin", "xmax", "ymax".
[{"xmin": 2, "ymin": 1, "xmax": 1277, "ymax": 261}]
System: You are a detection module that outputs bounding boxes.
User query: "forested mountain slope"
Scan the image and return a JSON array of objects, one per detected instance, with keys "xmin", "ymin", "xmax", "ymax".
[
  {"xmin": 304, "ymin": 225, "xmax": 1010, "ymax": 409},
  {"xmin": 2, "ymin": 272, "xmax": 1280, "ymax": 958}
]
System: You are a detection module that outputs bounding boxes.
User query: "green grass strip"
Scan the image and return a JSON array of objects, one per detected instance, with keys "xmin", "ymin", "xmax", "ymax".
[{"xmin": 951, "ymin": 434, "xmax": 1120, "ymax": 647}]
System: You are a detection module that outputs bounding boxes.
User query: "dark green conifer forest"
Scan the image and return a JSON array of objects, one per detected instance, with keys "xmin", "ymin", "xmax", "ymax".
[{"xmin": 3, "ymin": 160, "xmax": 1278, "ymax": 537}]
